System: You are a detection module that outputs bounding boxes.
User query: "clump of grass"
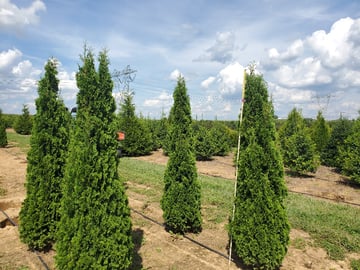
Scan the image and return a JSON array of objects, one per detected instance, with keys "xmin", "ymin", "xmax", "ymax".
[{"xmin": 351, "ymin": 258, "xmax": 360, "ymax": 270}]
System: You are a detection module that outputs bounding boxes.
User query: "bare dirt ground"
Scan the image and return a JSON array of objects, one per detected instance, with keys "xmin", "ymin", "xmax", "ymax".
[{"xmin": 1, "ymin": 146, "xmax": 360, "ymax": 269}]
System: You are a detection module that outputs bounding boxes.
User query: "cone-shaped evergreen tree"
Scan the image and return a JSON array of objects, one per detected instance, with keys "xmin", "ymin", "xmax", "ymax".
[
  {"xmin": 0, "ymin": 109, "xmax": 7, "ymax": 147},
  {"xmin": 230, "ymin": 70, "xmax": 289, "ymax": 269},
  {"xmin": 161, "ymin": 76, "xmax": 202, "ymax": 234},
  {"xmin": 311, "ymin": 111, "xmax": 331, "ymax": 158},
  {"xmin": 14, "ymin": 104, "xmax": 32, "ymax": 135},
  {"xmin": 56, "ymin": 48, "xmax": 133, "ymax": 269},
  {"xmin": 19, "ymin": 59, "xmax": 70, "ymax": 250},
  {"xmin": 117, "ymin": 92, "xmax": 152, "ymax": 156},
  {"xmin": 279, "ymin": 108, "xmax": 319, "ymax": 174}
]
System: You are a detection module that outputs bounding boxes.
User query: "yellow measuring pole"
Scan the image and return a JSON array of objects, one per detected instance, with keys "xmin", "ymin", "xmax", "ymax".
[{"xmin": 228, "ymin": 68, "xmax": 247, "ymax": 268}]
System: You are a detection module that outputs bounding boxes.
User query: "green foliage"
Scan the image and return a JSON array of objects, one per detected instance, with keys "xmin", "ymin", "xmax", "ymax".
[
  {"xmin": 311, "ymin": 111, "xmax": 331, "ymax": 157},
  {"xmin": 210, "ymin": 121, "xmax": 231, "ymax": 156},
  {"xmin": 161, "ymin": 76, "xmax": 202, "ymax": 234},
  {"xmin": 351, "ymin": 259, "xmax": 360, "ymax": 270},
  {"xmin": 14, "ymin": 105, "xmax": 32, "ymax": 135},
  {"xmin": 56, "ymin": 48, "xmax": 133, "ymax": 269},
  {"xmin": 340, "ymin": 117, "xmax": 360, "ymax": 184},
  {"xmin": 322, "ymin": 116, "xmax": 353, "ymax": 169},
  {"xmin": 19, "ymin": 59, "xmax": 70, "ymax": 250},
  {"xmin": 117, "ymin": 93, "xmax": 153, "ymax": 156},
  {"xmin": 279, "ymin": 108, "xmax": 319, "ymax": 174},
  {"xmin": 0, "ymin": 109, "xmax": 7, "ymax": 147},
  {"xmin": 193, "ymin": 122, "xmax": 214, "ymax": 160},
  {"xmin": 230, "ymin": 71, "xmax": 289, "ymax": 269}
]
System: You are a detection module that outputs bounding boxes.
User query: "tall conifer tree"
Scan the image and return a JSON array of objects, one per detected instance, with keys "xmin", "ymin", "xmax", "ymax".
[
  {"xmin": 161, "ymin": 76, "xmax": 202, "ymax": 234},
  {"xmin": 14, "ymin": 104, "xmax": 32, "ymax": 135},
  {"xmin": 311, "ymin": 111, "xmax": 331, "ymax": 157},
  {"xmin": 19, "ymin": 59, "xmax": 70, "ymax": 250},
  {"xmin": 56, "ymin": 48, "xmax": 133, "ymax": 269},
  {"xmin": 230, "ymin": 70, "xmax": 289, "ymax": 269}
]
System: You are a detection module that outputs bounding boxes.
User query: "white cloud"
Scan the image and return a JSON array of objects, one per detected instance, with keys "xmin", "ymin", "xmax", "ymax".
[
  {"xmin": 277, "ymin": 57, "xmax": 332, "ymax": 88},
  {"xmin": 218, "ymin": 62, "xmax": 245, "ymax": 96},
  {"xmin": 0, "ymin": 48, "xmax": 22, "ymax": 71},
  {"xmin": 143, "ymin": 91, "xmax": 172, "ymax": 107},
  {"xmin": 0, "ymin": 0, "xmax": 46, "ymax": 30},
  {"xmin": 307, "ymin": 17, "xmax": 353, "ymax": 69},
  {"xmin": 268, "ymin": 39, "xmax": 304, "ymax": 62},
  {"xmin": 201, "ymin": 76, "xmax": 215, "ymax": 89},
  {"xmin": 169, "ymin": 69, "xmax": 183, "ymax": 80},
  {"xmin": 195, "ymin": 31, "xmax": 235, "ymax": 63}
]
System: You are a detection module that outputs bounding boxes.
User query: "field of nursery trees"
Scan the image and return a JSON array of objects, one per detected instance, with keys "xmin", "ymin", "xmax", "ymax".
[{"xmin": 0, "ymin": 48, "xmax": 360, "ymax": 270}]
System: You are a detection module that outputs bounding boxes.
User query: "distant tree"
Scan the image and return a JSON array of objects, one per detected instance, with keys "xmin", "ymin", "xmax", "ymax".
[
  {"xmin": 117, "ymin": 92, "xmax": 152, "ymax": 156},
  {"xmin": 210, "ymin": 121, "xmax": 231, "ymax": 156},
  {"xmin": 56, "ymin": 48, "xmax": 133, "ymax": 269},
  {"xmin": 0, "ymin": 109, "xmax": 7, "ymax": 147},
  {"xmin": 14, "ymin": 105, "xmax": 32, "ymax": 135},
  {"xmin": 19, "ymin": 59, "xmax": 70, "ymax": 250},
  {"xmin": 340, "ymin": 116, "xmax": 360, "ymax": 184},
  {"xmin": 311, "ymin": 111, "xmax": 331, "ymax": 158},
  {"xmin": 193, "ymin": 122, "xmax": 214, "ymax": 160},
  {"xmin": 161, "ymin": 76, "xmax": 202, "ymax": 234},
  {"xmin": 155, "ymin": 111, "xmax": 169, "ymax": 149},
  {"xmin": 279, "ymin": 108, "xmax": 319, "ymax": 174},
  {"xmin": 230, "ymin": 70, "xmax": 289, "ymax": 269},
  {"xmin": 322, "ymin": 116, "xmax": 353, "ymax": 169}
]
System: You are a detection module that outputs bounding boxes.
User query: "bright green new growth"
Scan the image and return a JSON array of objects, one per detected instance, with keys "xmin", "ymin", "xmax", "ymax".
[
  {"xmin": 56, "ymin": 48, "xmax": 133, "ymax": 269},
  {"xmin": 311, "ymin": 111, "xmax": 331, "ymax": 158},
  {"xmin": 19, "ymin": 59, "xmax": 70, "ymax": 250},
  {"xmin": 0, "ymin": 109, "xmax": 7, "ymax": 147},
  {"xmin": 279, "ymin": 108, "xmax": 319, "ymax": 174},
  {"xmin": 230, "ymin": 71, "xmax": 289, "ymax": 269},
  {"xmin": 161, "ymin": 76, "xmax": 202, "ymax": 234}
]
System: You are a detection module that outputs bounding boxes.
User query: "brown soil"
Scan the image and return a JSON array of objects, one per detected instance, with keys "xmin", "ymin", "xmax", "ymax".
[{"xmin": 1, "ymin": 146, "xmax": 359, "ymax": 269}]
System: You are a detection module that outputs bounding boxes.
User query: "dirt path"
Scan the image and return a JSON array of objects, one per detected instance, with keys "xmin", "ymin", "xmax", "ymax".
[{"xmin": 1, "ymin": 146, "xmax": 359, "ymax": 269}]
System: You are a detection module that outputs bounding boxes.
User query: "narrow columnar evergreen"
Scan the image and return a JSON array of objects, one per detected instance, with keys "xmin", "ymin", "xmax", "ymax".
[
  {"xmin": 311, "ymin": 111, "xmax": 331, "ymax": 158},
  {"xmin": 19, "ymin": 59, "xmax": 70, "ymax": 250},
  {"xmin": 0, "ymin": 109, "xmax": 7, "ymax": 147},
  {"xmin": 161, "ymin": 76, "xmax": 202, "ymax": 234},
  {"xmin": 230, "ymin": 70, "xmax": 289, "ymax": 269},
  {"xmin": 56, "ymin": 48, "xmax": 133, "ymax": 269}
]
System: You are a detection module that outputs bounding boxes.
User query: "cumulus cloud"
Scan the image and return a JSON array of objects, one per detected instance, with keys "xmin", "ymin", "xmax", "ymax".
[
  {"xmin": 195, "ymin": 31, "xmax": 236, "ymax": 63},
  {"xmin": 169, "ymin": 69, "xmax": 183, "ymax": 80},
  {"xmin": 268, "ymin": 39, "xmax": 304, "ymax": 63},
  {"xmin": 201, "ymin": 76, "xmax": 215, "ymax": 89},
  {"xmin": 218, "ymin": 62, "xmax": 245, "ymax": 97},
  {"xmin": 143, "ymin": 91, "xmax": 172, "ymax": 107},
  {"xmin": 0, "ymin": 48, "xmax": 22, "ymax": 72},
  {"xmin": 0, "ymin": 0, "xmax": 46, "ymax": 30}
]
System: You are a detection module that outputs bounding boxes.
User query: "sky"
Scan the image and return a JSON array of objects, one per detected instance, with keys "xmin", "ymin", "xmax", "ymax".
[{"xmin": 1, "ymin": 0, "xmax": 360, "ymax": 120}]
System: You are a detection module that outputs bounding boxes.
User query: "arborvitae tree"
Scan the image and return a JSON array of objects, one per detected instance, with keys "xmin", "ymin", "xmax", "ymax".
[
  {"xmin": 230, "ymin": 70, "xmax": 289, "ymax": 269},
  {"xmin": 161, "ymin": 76, "xmax": 202, "ymax": 234},
  {"xmin": 193, "ymin": 121, "xmax": 214, "ymax": 160},
  {"xmin": 279, "ymin": 108, "xmax": 319, "ymax": 174},
  {"xmin": 322, "ymin": 116, "xmax": 353, "ymax": 169},
  {"xmin": 19, "ymin": 59, "xmax": 70, "ymax": 250},
  {"xmin": 0, "ymin": 109, "xmax": 7, "ymax": 147},
  {"xmin": 155, "ymin": 111, "xmax": 169, "ymax": 149},
  {"xmin": 311, "ymin": 111, "xmax": 331, "ymax": 158},
  {"xmin": 210, "ymin": 121, "xmax": 231, "ymax": 156},
  {"xmin": 56, "ymin": 48, "xmax": 133, "ymax": 269},
  {"xmin": 14, "ymin": 104, "xmax": 32, "ymax": 135},
  {"xmin": 117, "ymin": 92, "xmax": 152, "ymax": 156},
  {"xmin": 340, "ymin": 116, "xmax": 360, "ymax": 184}
]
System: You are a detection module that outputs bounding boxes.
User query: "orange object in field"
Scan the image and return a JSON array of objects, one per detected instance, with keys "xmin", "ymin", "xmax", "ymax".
[{"xmin": 117, "ymin": 131, "xmax": 125, "ymax": 141}]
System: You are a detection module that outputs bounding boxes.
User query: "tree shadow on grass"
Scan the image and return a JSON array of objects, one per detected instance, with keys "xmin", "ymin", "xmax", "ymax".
[{"xmin": 129, "ymin": 228, "xmax": 144, "ymax": 270}]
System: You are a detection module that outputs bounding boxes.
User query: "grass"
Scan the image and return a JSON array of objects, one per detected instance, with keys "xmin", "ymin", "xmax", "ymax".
[
  {"xmin": 119, "ymin": 157, "xmax": 360, "ymax": 261},
  {"xmin": 5, "ymin": 129, "xmax": 30, "ymax": 154}
]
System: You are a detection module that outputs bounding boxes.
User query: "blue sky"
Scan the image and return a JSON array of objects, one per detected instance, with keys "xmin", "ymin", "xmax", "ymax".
[{"xmin": 1, "ymin": 0, "xmax": 360, "ymax": 120}]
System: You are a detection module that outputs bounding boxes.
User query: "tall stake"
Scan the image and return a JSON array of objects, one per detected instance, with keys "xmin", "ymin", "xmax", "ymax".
[{"xmin": 228, "ymin": 69, "xmax": 246, "ymax": 267}]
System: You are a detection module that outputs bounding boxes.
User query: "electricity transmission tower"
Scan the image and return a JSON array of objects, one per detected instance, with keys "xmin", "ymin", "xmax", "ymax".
[
  {"xmin": 112, "ymin": 65, "xmax": 137, "ymax": 94},
  {"xmin": 314, "ymin": 94, "xmax": 334, "ymax": 113}
]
